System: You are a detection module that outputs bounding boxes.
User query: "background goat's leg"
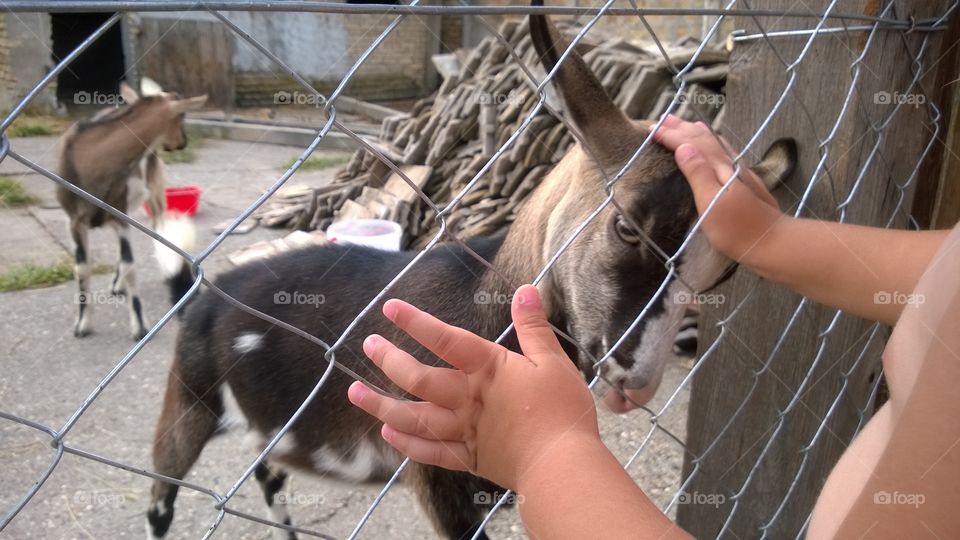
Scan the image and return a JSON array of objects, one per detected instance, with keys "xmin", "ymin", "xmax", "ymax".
[
  {"xmin": 70, "ymin": 219, "xmax": 92, "ymax": 337},
  {"xmin": 148, "ymin": 363, "xmax": 222, "ymax": 539},
  {"xmin": 253, "ymin": 461, "xmax": 297, "ymax": 540},
  {"xmin": 109, "ymin": 222, "xmax": 148, "ymax": 340},
  {"xmin": 109, "ymin": 221, "xmax": 126, "ymax": 296},
  {"xmin": 408, "ymin": 463, "xmax": 494, "ymax": 540}
]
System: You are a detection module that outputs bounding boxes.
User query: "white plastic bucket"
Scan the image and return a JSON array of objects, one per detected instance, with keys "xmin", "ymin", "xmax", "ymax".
[{"xmin": 326, "ymin": 219, "xmax": 403, "ymax": 251}]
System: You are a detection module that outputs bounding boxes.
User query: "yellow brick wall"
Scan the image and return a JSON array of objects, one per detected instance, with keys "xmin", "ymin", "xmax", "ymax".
[{"xmin": 0, "ymin": 16, "xmax": 13, "ymax": 112}]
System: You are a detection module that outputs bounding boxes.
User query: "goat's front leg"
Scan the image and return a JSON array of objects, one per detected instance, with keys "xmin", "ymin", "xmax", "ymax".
[
  {"xmin": 254, "ymin": 461, "xmax": 297, "ymax": 540},
  {"xmin": 70, "ymin": 220, "xmax": 93, "ymax": 338},
  {"xmin": 144, "ymin": 152, "xmax": 166, "ymax": 230},
  {"xmin": 111, "ymin": 222, "xmax": 148, "ymax": 340}
]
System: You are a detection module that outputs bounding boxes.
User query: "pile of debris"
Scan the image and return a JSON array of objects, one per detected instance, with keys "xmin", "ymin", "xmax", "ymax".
[{"xmin": 257, "ymin": 19, "xmax": 729, "ymax": 249}]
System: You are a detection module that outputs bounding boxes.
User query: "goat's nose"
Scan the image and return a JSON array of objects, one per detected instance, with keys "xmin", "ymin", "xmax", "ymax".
[{"xmin": 601, "ymin": 385, "xmax": 654, "ymax": 412}]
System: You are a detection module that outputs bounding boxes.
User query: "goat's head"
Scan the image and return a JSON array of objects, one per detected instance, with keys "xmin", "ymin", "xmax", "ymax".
[
  {"xmin": 524, "ymin": 11, "xmax": 796, "ymax": 412},
  {"xmin": 119, "ymin": 78, "xmax": 207, "ymax": 151}
]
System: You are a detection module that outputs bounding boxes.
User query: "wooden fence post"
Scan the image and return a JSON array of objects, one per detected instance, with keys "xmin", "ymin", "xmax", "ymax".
[{"xmin": 677, "ymin": 1, "xmax": 958, "ymax": 538}]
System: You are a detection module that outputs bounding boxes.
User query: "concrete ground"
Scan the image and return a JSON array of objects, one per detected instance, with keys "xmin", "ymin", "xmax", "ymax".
[{"xmin": 0, "ymin": 134, "xmax": 691, "ymax": 539}]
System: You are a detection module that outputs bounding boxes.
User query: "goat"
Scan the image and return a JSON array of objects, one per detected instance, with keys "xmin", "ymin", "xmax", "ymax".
[
  {"xmin": 146, "ymin": 12, "xmax": 795, "ymax": 540},
  {"xmin": 56, "ymin": 79, "xmax": 206, "ymax": 340}
]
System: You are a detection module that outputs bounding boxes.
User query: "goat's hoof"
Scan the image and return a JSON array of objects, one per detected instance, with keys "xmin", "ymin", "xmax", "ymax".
[
  {"xmin": 111, "ymin": 288, "xmax": 127, "ymax": 297},
  {"xmin": 132, "ymin": 328, "xmax": 148, "ymax": 341},
  {"xmin": 74, "ymin": 327, "xmax": 91, "ymax": 338}
]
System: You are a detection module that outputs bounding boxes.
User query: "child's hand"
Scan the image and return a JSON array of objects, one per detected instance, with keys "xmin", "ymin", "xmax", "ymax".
[
  {"xmin": 347, "ymin": 285, "xmax": 599, "ymax": 491},
  {"xmin": 650, "ymin": 116, "xmax": 784, "ymax": 263}
]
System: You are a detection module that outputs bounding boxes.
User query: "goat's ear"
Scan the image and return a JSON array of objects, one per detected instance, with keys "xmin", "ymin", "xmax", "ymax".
[
  {"xmin": 170, "ymin": 95, "xmax": 207, "ymax": 115},
  {"xmin": 119, "ymin": 82, "xmax": 139, "ymax": 104},
  {"xmin": 528, "ymin": 1, "xmax": 635, "ymax": 163},
  {"xmin": 751, "ymin": 138, "xmax": 797, "ymax": 191},
  {"xmin": 140, "ymin": 77, "xmax": 164, "ymax": 97}
]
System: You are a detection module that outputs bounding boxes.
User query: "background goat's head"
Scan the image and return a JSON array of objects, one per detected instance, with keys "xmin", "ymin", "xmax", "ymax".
[
  {"xmin": 524, "ymin": 11, "xmax": 796, "ymax": 413},
  {"xmin": 118, "ymin": 78, "xmax": 206, "ymax": 151}
]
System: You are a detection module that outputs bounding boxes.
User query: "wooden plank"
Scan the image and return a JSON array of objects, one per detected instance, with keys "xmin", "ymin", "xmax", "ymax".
[
  {"xmin": 383, "ymin": 165, "xmax": 433, "ymax": 205},
  {"xmin": 909, "ymin": 8, "xmax": 960, "ymax": 230},
  {"xmin": 136, "ymin": 17, "xmax": 233, "ymax": 108},
  {"xmin": 677, "ymin": 2, "xmax": 954, "ymax": 538}
]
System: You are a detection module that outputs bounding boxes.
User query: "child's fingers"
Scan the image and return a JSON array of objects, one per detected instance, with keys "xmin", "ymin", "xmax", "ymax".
[
  {"xmin": 380, "ymin": 424, "xmax": 474, "ymax": 472},
  {"xmin": 348, "ymin": 382, "xmax": 464, "ymax": 441},
  {"xmin": 649, "ymin": 118, "xmax": 710, "ymax": 149},
  {"xmin": 363, "ymin": 334, "xmax": 466, "ymax": 408},
  {"xmin": 651, "ymin": 118, "xmax": 732, "ymax": 167},
  {"xmin": 511, "ymin": 286, "xmax": 570, "ymax": 367},
  {"xmin": 675, "ymin": 143, "xmax": 725, "ymax": 213},
  {"xmin": 383, "ymin": 299, "xmax": 500, "ymax": 374}
]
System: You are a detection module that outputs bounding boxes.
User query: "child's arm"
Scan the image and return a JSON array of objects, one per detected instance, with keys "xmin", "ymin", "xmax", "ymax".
[
  {"xmin": 348, "ymin": 286, "xmax": 688, "ymax": 539},
  {"xmin": 735, "ymin": 219, "xmax": 944, "ymax": 326},
  {"xmin": 517, "ymin": 431, "xmax": 689, "ymax": 539},
  {"xmin": 651, "ymin": 117, "xmax": 947, "ymax": 326}
]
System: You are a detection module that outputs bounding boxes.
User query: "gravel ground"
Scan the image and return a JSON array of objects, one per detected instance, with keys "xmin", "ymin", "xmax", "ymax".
[{"xmin": 0, "ymin": 135, "xmax": 691, "ymax": 539}]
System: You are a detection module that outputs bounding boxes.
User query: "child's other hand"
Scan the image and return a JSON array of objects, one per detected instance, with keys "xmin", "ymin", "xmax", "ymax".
[
  {"xmin": 347, "ymin": 285, "xmax": 599, "ymax": 491},
  {"xmin": 650, "ymin": 115, "xmax": 784, "ymax": 263}
]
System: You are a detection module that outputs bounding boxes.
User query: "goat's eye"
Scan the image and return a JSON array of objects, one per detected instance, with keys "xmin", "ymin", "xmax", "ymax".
[{"xmin": 614, "ymin": 215, "xmax": 642, "ymax": 244}]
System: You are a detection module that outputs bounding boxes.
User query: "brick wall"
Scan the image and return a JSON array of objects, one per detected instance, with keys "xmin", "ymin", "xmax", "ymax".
[
  {"xmin": 593, "ymin": 0, "xmax": 733, "ymax": 45},
  {"xmin": 0, "ymin": 13, "xmax": 57, "ymax": 114},
  {"xmin": 0, "ymin": 15, "xmax": 12, "ymax": 112},
  {"xmin": 232, "ymin": 12, "xmax": 433, "ymax": 106}
]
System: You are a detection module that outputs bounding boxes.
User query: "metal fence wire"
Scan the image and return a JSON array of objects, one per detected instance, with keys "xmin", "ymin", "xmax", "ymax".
[{"xmin": 0, "ymin": 1, "xmax": 956, "ymax": 538}]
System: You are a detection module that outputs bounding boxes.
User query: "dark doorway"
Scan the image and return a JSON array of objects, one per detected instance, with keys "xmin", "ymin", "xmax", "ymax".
[{"xmin": 51, "ymin": 13, "xmax": 125, "ymax": 109}]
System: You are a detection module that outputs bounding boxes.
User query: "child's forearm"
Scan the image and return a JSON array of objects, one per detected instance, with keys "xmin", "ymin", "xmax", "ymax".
[
  {"xmin": 743, "ymin": 217, "xmax": 947, "ymax": 326},
  {"xmin": 516, "ymin": 433, "xmax": 691, "ymax": 539}
]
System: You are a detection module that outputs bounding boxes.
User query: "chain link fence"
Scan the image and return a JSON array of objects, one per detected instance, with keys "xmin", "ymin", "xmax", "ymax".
[{"xmin": 1, "ymin": 1, "xmax": 956, "ymax": 538}]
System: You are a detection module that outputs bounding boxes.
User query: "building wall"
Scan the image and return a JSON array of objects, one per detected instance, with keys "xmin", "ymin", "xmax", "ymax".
[
  {"xmin": 464, "ymin": 0, "xmax": 732, "ymax": 49},
  {"xmin": 0, "ymin": 3, "xmax": 730, "ymax": 113},
  {"xmin": 0, "ymin": 13, "xmax": 57, "ymax": 114},
  {"xmin": 592, "ymin": 0, "xmax": 732, "ymax": 45},
  {"xmin": 0, "ymin": 15, "xmax": 11, "ymax": 112},
  {"xmin": 228, "ymin": 12, "xmax": 433, "ymax": 105}
]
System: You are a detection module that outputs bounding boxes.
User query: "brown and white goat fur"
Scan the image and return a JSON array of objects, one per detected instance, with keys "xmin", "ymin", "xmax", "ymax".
[
  {"xmin": 56, "ymin": 79, "xmax": 205, "ymax": 340},
  {"xmin": 146, "ymin": 13, "xmax": 795, "ymax": 540}
]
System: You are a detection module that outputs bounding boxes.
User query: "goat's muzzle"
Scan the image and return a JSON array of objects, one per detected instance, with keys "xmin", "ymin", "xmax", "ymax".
[{"xmin": 601, "ymin": 381, "xmax": 653, "ymax": 413}]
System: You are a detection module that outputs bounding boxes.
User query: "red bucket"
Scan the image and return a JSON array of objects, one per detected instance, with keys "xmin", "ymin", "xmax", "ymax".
[{"xmin": 145, "ymin": 185, "xmax": 202, "ymax": 216}]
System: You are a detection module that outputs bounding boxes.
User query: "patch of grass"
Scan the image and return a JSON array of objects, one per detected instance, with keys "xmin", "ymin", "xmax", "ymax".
[
  {"xmin": 0, "ymin": 260, "xmax": 113, "ymax": 292},
  {"xmin": 283, "ymin": 153, "xmax": 352, "ymax": 172},
  {"xmin": 8, "ymin": 116, "xmax": 68, "ymax": 137},
  {"xmin": 0, "ymin": 260, "xmax": 74, "ymax": 292},
  {"xmin": 0, "ymin": 176, "xmax": 37, "ymax": 207}
]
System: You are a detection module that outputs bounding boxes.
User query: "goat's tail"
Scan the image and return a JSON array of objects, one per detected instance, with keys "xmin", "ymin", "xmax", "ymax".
[{"xmin": 154, "ymin": 214, "xmax": 197, "ymax": 309}]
